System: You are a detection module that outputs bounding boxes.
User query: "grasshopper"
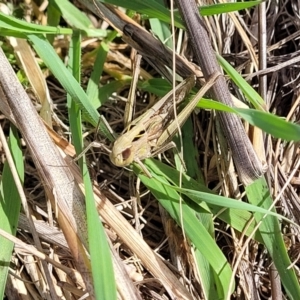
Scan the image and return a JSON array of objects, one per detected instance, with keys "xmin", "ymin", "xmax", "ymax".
[{"xmin": 109, "ymin": 72, "xmax": 220, "ymax": 175}]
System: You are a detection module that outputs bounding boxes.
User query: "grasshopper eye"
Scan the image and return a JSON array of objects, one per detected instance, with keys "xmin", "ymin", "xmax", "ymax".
[{"xmin": 122, "ymin": 148, "xmax": 131, "ymax": 160}]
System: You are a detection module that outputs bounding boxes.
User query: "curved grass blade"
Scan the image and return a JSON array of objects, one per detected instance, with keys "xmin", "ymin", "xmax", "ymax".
[
  {"xmin": 246, "ymin": 178, "xmax": 300, "ymax": 299},
  {"xmin": 199, "ymin": 99, "xmax": 300, "ymax": 142},
  {"xmin": 135, "ymin": 164, "xmax": 234, "ymax": 298}
]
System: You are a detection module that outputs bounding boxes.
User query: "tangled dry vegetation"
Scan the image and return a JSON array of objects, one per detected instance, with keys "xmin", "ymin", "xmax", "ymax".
[{"xmin": 2, "ymin": 1, "xmax": 300, "ymax": 299}]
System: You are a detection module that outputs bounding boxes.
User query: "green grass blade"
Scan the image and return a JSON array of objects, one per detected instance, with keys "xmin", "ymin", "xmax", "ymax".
[
  {"xmin": 180, "ymin": 117, "xmax": 205, "ymax": 181},
  {"xmin": 149, "ymin": 17, "xmax": 173, "ymax": 49},
  {"xmin": 218, "ymin": 54, "xmax": 265, "ymax": 110},
  {"xmin": 97, "ymin": 80, "xmax": 128, "ymax": 109},
  {"xmin": 28, "ymin": 34, "xmax": 98, "ymax": 125},
  {"xmin": 140, "ymin": 78, "xmax": 172, "ymax": 96},
  {"xmin": 99, "ymin": 0, "xmax": 183, "ymax": 27},
  {"xmin": 86, "ymin": 43, "xmax": 109, "ymax": 108},
  {"xmin": 67, "ymin": 31, "xmax": 116, "ymax": 300},
  {"xmin": 83, "ymin": 166, "xmax": 117, "ymax": 300},
  {"xmin": 194, "ymin": 212, "xmax": 220, "ymax": 299},
  {"xmin": 138, "ymin": 75, "xmax": 300, "ymax": 144},
  {"xmin": 142, "ymin": 160, "xmax": 289, "ymax": 221},
  {"xmin": 49, "ymin": 0, "xmax": 107, "ymax": 37},
  {"xmin": 176, "ymin": 117, "xmax": 219, "ymax": 297},
  {"xmin": 67, "ymin": 31, "xmax": 84, "ymax": 157},
  {"xmin": 97, "ymin": 0, "xmax": 262, "ymax": 27},
  {"xmin": 199, "ymin": 99, "xmax": 300, "ymax": 142},
  {"xmin": 46, "ymin": 1, "xmax": 62, "ymax": 44},
  {"xmin": 27, "ymin": 34, "xmax": 114, "ymax": 141},
  {"xmin": 246, "ymin": 178, "xmax": 300, "ymax": 299},
  {"xmin": 201, "ymin": 1, "xmax": 263, "ymax": 15},
  {"xmin": 139, "ymin": 158, "xmax": 300, "ymax": 297},
  {"xmin": 0, "ymin": 126, "xmax": 23, "ymax": 299},
  {"xmin": 138, "ymin": 159, "xmax": 266, "ymax": 244},
  {"xmin": 136, "ymin": 166, "xmax": 234, "ymax": 298},
  {"xmin": 0, "ymin": 12, "xmax": 72, "ymax": 35}
]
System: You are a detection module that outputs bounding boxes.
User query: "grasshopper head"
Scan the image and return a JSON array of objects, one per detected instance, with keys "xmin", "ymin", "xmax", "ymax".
[{"xmin": 110, "ymin": 138, "xmax": 134, "ymax": 167}]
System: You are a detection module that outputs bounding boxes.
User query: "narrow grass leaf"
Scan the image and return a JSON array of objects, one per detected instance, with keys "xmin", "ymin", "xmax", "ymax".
[
  {"xmin": 194, "ymin": 212, "xmax": 220, "ymax": 299},
  {"xmin": 246, "ymin": 178, "xmax": 300, "ymax": 299},
  {"xmin": 99, "ymin": 0, "xmax": 262, "ymax": 27},
  {"xmin": 202, "ymin": 1, "xmax": 263, "ymax": 15},
  {"xmin": 199, "ymin": 99, "xmax": 300, "ymax": 141},
  {"xmin": 141, "ymin": 159, "xmax": 287, "ymax": 220},
  {"xmin": 136, "ymin": 167, "xmax": 234, "ymax": 298},
  {"xmin": 83, "ymin": 165, "xmax": 117, "ymax": 300},
  {"xmin": 98, "ymin": 0, "xmax": 183, "ymax": 27},
  {"xmin": 180, "ymin": 116, "xmax": 218, "ymax": 297},
  {"xmin": 0, "ymin": 126, "xmax": 23, "ymax": 299},
  {"xmin": 0, "ymin": 12, "xmax": 72, "ymax": 35},
  {"xmin": 49, "ymin": 0, "xmax": 106, "ymax": 37},
  {"xmin": 149, "ymin": 18, "xmax": 173, "ymax": 49},
  {"xmin": 97, "ymin": 80, "xmax": 128, "ymax": 109},
  {"xmin": 27, "ymin": 34, "xmax": 114, "ymax": 141},
  {"xmin": 180, "ymin": 117, "xmax": 205, "ymax": 181},
  {"xmin": 140, "ymin": 159, "xmax": 275, "ymax": 243},
  {"xmin": 154, "ymin": 177, "xmax": 290, "ymax": 222},
  {"xmin": 218, "ymin": 54, "xmax": 265, "ymax": 110},
  {"xmin": 140, "ymin": 78, "xmax": 171, "ymax": 96},
  {"xmin": 46, "ymin": 2, "xmax": 62, "ymax": 44},
  {"xmin": 67, "ymin": 31, "xmax": 84, "ymax": 158},
  {"xmin": 177, "ymin": 116, "xmax": 216, "ymax": 296},
  {"xmin": 86, "ymin": 43, "xmax": 109, "ymax": 107},
  {"xmin": 28, "ymin": 35, "xmax": 99, "ymax": 125},
  {"xmin": 67, "ymin": 33, "xmax": 116, "ymax": 299}
]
